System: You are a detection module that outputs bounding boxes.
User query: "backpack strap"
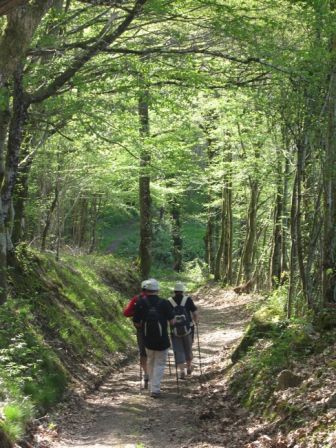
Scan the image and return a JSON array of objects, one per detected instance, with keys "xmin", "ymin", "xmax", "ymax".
[
  {"xmin": 182, "ymin": 295, "xmax": 194, "ymax": 326},
  {"xmin": 168, "ymin": 297, "xmax": 178, "ymax": 307},
  {"xmin": 181, "ymin": 295, "xmax": 188, "ymax": 307}
]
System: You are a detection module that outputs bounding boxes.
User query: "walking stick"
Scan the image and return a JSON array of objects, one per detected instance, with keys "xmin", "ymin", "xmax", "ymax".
[
  {"xmin": 168, "ymin": 349, "xmax": 172, "ymax": 376},
  {"xmin": 174, "ymin": 351, "xmax": 180, "ymax": 395},
  {"xmin": 139, "ymin": 356, "xmax": 142, "ymax": 393},
  {"xmin": 196, "ymin": 323, "xmax": 203, "ymax": 376}
]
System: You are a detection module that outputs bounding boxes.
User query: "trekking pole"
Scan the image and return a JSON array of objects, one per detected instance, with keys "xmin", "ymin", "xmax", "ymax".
[
  {"xmin": 139, "ymin": 357, "xmax": 142, "ymax": 393},
  {"xmin": 168, "ymin": 350, "xmax": 172, "ymax": 376},
  {"xmin": 196, "ymin": 323, "xmax": 203, "ymax": 376},
  {"xmin": 173, "ymin": 350, "xmax": 180, "ymax": 395}
]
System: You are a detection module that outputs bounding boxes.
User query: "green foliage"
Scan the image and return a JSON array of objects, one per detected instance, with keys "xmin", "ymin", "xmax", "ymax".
[
  {"xmin": 1, "ymin": 401, "xmax": 34, "ymax": 442},
  {"xmin": 255, "ymin": 285, "xmax": 288, "ymax": 322},
  {"xmin": 230, "ymin": 319, "xmax": 317, "ymax": 411},
  {"xmin": 0, "ymin": 247, "xmax": 137, "ymax": 443},
  {"xmin": 229, "ymin": 291, "xmax": 336, "ymax": 419}
]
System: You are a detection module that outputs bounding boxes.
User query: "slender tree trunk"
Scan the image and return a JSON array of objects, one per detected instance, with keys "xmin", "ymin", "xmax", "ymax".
[
  {"xmin": 170, "ymin": 196, "xmax": 183, "ymax": 272},
  {"xmin": 241, "ymin": 181, "xmax": 259, "ymax": 282},
  {"xmin": 281, "ymin": 157, "xmax": 290, "ymax": 273},
  {"xmin": 225, "ymin": 180, "xmax": 233, "ymax": 283},
  {"xmin": 296, "ymin": 138, "xmax": 311, "ymax": 309},
  {"xmin": 214, "ymin": 187, "xmax": 227, "ymax": 281},
  {"xmin": 89, "ymin": 195, "xmax": 102, "ymax": 254},
  {"xmin": 287, "ymin": 172, "xmax": 298, "ymax": 318},
  {"xmin": 270, "ymin": 157, "xmax": 283, "ymax": 286},
  {"xmin": 138, "ymin": 89, "xmax": 151, "ymax": 279},
  {"xmin": 204, "ymin": 211, "xmax": 216, "ymax": 273},
  {"xmin": 78, "ymin": 196, "xmax": 88, "ymax": 248},
  {"xmin": 200, "ymin": 110, "xmax": 219, "ymax": 274},
  {"xmin": 41, "ymin": 185, "xmax": 59, "ymax": 252}
]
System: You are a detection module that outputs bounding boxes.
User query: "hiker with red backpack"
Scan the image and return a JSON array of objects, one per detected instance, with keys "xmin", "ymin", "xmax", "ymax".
[
  {"xmin": 133, "ymin": 278, "xmax": 175, "ymax": 398},
  {"xmin": 123, "ymin": 280, "xmax": 149, "ymax": 389},
  {"xmin": 168, "ymin": 282, "xmax": 198, "ymax": 379}
]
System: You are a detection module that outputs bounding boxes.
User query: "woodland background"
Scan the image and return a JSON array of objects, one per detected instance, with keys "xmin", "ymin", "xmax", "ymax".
[{"xmin": 1, "ymin": 0, "xmax": 336, "ymax": 445}]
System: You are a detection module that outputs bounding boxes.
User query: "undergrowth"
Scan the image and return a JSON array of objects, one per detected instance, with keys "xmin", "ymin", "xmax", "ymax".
[
  {"xmin": 0, "ymin": 245, "xmax": 138, "ymax": 444},
  {"xmin": 229, "ymin": 285, "xmax": 336, "ymax": 418}
]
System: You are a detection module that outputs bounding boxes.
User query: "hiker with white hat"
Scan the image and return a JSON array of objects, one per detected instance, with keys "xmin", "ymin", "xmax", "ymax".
[
  {"xmin": 133, "ymin": 278, "xmax": 175, "ymax": 398},
  {"xmin": 168, "ymin": 282, "xmax": 198, "ymax": 379}
]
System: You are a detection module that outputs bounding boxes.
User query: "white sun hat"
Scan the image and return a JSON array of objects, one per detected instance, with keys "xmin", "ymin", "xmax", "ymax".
[
  {"xmin": 141, "ymin": 280, "xmax": 149, "ymax": 289},
  {"xmin": 174, "ymin": 281, "xmax": 186, "ymax": 292},
  {"xmin": 146, "ymin": 278, "xmax": 160, "ymax": 291}
]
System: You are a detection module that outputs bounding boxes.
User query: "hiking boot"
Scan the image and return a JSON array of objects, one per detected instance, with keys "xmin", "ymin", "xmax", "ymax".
[
  {"xmin": 179, "ymin": 371, "xmax": 186, "ymax": 380},
  {"xmin": 187, "ymin": 366, "xmax": 193, "ymax": 375},
  {"xmin": 144, "ymin": 378, "xmax": 149, "ymax": 389},
  {"xmin": 150, "ymin": 392, "xmax": 160, "ymax": 398}
]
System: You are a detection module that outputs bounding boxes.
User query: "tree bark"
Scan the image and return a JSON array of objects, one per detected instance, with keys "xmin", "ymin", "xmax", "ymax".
[
  {"xmin": 0, "ymin": 0, "xmax": 28, "ymax": 16},
  {"xmin": 287, "ymin": 171, "xmax": 298, "ymax": 318},
  {"xmin": 214, "ymin": 187, "xmax": 227, "ymax": 281},
  {"xmin": 41, "ymin": 184, "xmax": 59, "ymax": 252},
  {"xmin": 170, "ymin": 196, "xmax": 183, "ymax": 272},
  {"xmin": 138, "ymin": 88, "xmax": 151, "ymax": 279},
  {"xmin": 322, "ymin": 64, "xmax": 336, "ymax": 305},
  {"xmin": 241, "ymin": 180, "xmax": 259, "ymax": 282},
  {"xmin": 0, "ymin": 0, "xmax": 53, "ymax": 303},
  {"xmin": 270, "ymin": 156, "xmax": 283, "ymax": 286}
]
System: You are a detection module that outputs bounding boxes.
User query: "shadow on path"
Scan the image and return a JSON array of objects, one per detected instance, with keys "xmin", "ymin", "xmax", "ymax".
[{"xmin": 53, "ymin": 287, "xmax": 256, "ymax": 448}]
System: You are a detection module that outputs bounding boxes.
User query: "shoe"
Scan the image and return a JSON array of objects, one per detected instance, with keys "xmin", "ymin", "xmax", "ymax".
[
  {"xmin": 179, "ymin": 371, "xmax": 186, "ymax": 380},
  {"xmin": 144, "ymin": 379, "xmax": 149, "ymax": 389},
  {"xmin": 187, "ymin": 366, "xmax": 193, "ymax": 375},
  {"xmin": 150, "ymin": 392, "xmax": 160, "ymax": 398}
]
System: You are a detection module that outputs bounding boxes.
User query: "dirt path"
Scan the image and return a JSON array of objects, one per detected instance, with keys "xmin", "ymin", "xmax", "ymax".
[{"xmin": 52, "ymin": 285, "xmax": 256, "ymax": 448}]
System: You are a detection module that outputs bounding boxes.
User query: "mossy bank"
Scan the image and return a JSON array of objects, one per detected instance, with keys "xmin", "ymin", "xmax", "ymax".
[
  {"xmin": 0, "ymin": 245, "xmax": 139, "ymax": 445},
  {"xmin": 228, "ymin": 286, "xmax": 336, "ymax": 446}
]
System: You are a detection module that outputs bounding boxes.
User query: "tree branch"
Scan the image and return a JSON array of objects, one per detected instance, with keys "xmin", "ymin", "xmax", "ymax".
[{"xmin": 28, "ymin": 0, "xmax": 148, "ymax": 104}]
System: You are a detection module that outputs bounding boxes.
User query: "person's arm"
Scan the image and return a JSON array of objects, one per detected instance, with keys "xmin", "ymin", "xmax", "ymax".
[
  {"xmin": 133, "ymin": 298, "xmax": 144, "ymax": 328},
  {"xmin": 188, "ymin": 297, "xmax": 198, "ymax": 324},
  {"xmin": 164, "ymin": 300, "xmax": 176, "ymax": 328},
  {"xmin": 192, "ymin": 310, "xmax": 199, "ymax": 324},
  {"xmin": 169, "ymin": 318, "xmax": 175, "ymax": 328},
  {"xmin": 123, "ymin": 295, "xmax": 138, "ymax": 317}
]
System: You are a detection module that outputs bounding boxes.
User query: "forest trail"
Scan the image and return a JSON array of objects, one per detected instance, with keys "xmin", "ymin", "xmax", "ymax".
[{"xmin": 52, "ymin": 285, "xmax": 256, "ymax": 448}]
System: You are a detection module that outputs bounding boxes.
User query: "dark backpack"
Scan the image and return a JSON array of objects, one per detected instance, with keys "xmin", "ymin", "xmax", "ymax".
[
  {"xmin": 168, "ymin": 296, "xmax": 191, "ymax": 337},
  {"xmin": 143, "ymin": 297, "xmax": 164, "ymax": 344}
]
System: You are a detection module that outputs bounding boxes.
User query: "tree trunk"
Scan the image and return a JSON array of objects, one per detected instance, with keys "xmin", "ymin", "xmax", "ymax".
[
  {"xmin": 170, "ymin": 196, "xmax": 183, "ymax": 272},
  {"xmin": 281, "ymin": 156, "xmax": 290, "ymax": 273},
  {"xmin": 241, "ymin": 181, "xmax": 259, "ymax": 282},
  {"xmin": 287, "ymin": 171, "xmax": 298, "ymax": 318},
  {"xmin": 270, "ymin": 155, "xmax": 285, "ymax": 287},
  {"xmin": 322, "ymin": 63, "xmax": 336, "ymax": 305},
  {"xmin": 0, "ymin": 0, "xmax": 53, "ymax": 303},
  {"xmin": 225, "ymin": 179, "xmax": 233, "ymax": 284},
  {"xmin": 41, "ymin": 185, "xmax": 59, "ymax": 252},
  {"xmin": 138, "ymin": 89, "xmax": 151, "ymax": 279},
  {"xmin": 296, "ymin": 138, "xmax": 311, "ymax": 309},
  {"xmin": 89, "ymin": 195, "xmax": 101, "ymax": 254},
  {"xmin": 214, "ymin": 187, "xmax": 227, "ymax": 281}
]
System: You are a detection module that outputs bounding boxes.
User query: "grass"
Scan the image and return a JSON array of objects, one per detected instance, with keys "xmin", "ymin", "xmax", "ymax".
[
  {"xmin": 229, "ymin": 285, "xmax": 336, "ymax": 416},
  {"xmin": 0, "ymin": 245, "xmax": 139, "ymax": 444}
]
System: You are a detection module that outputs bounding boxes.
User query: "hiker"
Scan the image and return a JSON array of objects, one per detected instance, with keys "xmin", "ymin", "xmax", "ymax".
[
  {"xmin": 168, "ymin": 282, "xmax": 198, "ymax": 379},
  {"xmin": 123, "ymin": 280, "xmax": 149, "ymax": 389},
  {"xmin": 133, "ymin": 278, "xmax": 175, "ymax": 398}
]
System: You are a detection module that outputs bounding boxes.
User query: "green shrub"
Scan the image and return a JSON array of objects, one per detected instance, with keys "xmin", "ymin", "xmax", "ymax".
[{"xmin": 0, "ymin": 247, "xmax": 138, "ymax": 444}]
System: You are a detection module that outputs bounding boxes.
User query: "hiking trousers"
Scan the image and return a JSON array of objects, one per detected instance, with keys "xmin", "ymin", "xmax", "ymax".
[
  {"xmin": 171, "ymin": 333, "xmax": 193, "ymax": 365},
  {"xmin": 146, "ymin": 348, "xmax": 168, "ymax": 394}
]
